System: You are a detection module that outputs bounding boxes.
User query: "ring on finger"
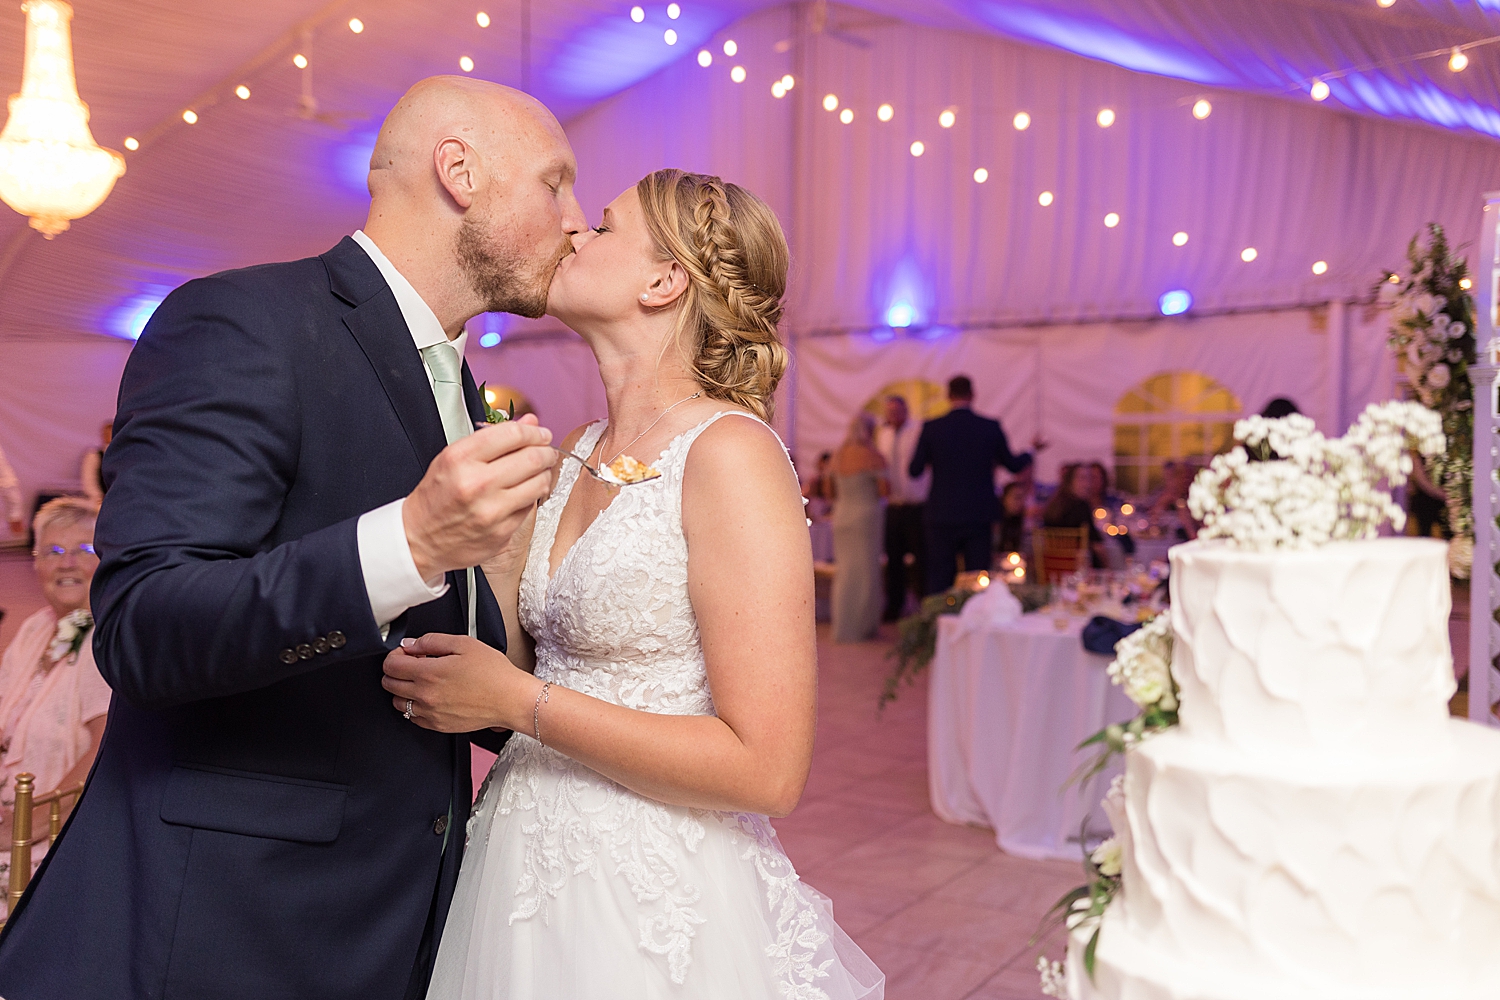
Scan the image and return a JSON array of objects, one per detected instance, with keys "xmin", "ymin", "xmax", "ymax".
[{"xmin": 402, "ymin": 699, "xmax": 414, "ymax": 721}]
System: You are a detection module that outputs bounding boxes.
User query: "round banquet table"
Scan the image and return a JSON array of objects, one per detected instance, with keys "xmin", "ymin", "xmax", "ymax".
[{"xmin": 927, "ymin": 610, "xmax": 1137, "ymax": 860}]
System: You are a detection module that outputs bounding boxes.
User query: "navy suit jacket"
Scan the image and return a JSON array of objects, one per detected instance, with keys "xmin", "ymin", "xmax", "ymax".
[
  {"xmin": 909, "ymin": 406, "xmax": 1031, "ymax": 525},
  {"xmin": 0, "ymin": 238, "xmax": 511, "ymax": 1000}
]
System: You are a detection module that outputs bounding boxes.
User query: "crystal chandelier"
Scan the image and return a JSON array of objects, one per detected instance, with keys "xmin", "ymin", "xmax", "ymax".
[{"xmin": 0, "ymin": 0, "xmax": 124, "ymax": 238}]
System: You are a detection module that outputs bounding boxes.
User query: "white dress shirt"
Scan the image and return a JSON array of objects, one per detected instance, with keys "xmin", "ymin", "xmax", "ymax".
[
  {"xmin": 351, "ymin": 230, "xmax": 470, "ymax": 630},
  {"xmin": 875, "ymin": 419, "xmax": 929, "ymax": 505}
]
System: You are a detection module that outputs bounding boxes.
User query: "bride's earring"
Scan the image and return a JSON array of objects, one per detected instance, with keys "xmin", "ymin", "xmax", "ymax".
[{"xmin": 639, "ymin": 293, "xmax": 649, "ymax": 302}]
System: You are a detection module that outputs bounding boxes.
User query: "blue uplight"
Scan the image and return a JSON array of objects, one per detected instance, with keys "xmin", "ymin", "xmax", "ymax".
[
  {"xmin": 111, "ymin": 288, "xmax": 170, "ymax": 340},
  {"xmin": 886, "ymin": 302, "xmax": 915, "ymax": 328},
  {"xmin": 334, "ymin": 133, "xmax": 379, "ymax": 195},
  {"xmin": 479, "ymin": 331, "xmax": 501, "ymax": 348},
  {"xmin": 1159, "ymin": 290, "xmax": 1193, "ymax": 316}
]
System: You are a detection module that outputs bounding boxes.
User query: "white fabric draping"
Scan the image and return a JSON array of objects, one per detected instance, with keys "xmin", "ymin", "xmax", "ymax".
[{"xmin": 927, "ymin": 610, "xmax": 1136, "ymax": 860}]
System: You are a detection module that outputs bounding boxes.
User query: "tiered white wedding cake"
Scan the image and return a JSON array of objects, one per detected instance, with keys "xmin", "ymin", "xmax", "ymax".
[{"xmin": 1068, "ymin": 538, "xmax": 1500, "ymax": 999}]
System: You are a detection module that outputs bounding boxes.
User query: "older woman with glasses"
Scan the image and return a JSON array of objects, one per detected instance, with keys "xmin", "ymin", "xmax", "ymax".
[{"xmin": 0, "ymin": 498, "xmax": 112, "ymax": 875}]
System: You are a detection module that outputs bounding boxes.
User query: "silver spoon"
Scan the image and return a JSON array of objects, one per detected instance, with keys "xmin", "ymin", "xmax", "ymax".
[{"xmin": 551, "ymin": 446, "xmax": 661, "ymax": 486}]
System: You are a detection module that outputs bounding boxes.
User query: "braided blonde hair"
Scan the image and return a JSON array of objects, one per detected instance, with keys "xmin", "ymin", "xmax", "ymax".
[{"xmin": 636, "ymin": 169, "xmax": 789, "ymax": 422}]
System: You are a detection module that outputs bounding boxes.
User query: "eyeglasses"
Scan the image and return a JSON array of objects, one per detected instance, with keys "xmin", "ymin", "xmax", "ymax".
[{"xmin": 34, "ymin": 542, "xmax": 97, "ymax": 561}]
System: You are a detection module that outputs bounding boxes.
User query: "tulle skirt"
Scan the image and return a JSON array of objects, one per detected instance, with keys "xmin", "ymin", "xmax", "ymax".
[{"xmin": 427, "ymin": 736, "xmax": 884, "ymax": 1000}]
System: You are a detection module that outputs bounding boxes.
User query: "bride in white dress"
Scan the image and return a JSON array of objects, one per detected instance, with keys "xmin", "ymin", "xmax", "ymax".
[{"xmin": 382, "ymin": 169, "xmax": 884, "ymax": 999}]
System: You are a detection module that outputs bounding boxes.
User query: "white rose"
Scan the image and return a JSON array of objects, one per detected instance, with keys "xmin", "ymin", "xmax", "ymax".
[
  {"xmin": 1091, "ymin": 837, "xmax": 1123, "ymax": 877},
  {"xmin": 1427, "ymin": 363, "xmax": 1451, "ymax": 389}
]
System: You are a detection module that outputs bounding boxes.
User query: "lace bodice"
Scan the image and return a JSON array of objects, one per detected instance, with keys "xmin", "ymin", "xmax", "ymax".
[{"xmin": 519, "ymin": 414, "xmax": 753, "ymax": 717}]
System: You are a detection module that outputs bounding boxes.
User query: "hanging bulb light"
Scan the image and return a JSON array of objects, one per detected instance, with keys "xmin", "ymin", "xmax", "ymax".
[
  {"xmin": 1310, "ymin": 79, "xmax": 1330, "ymax": 101},
  {"xmin": 0, "ymin": 0, "xmax": 126, "ymax": 237},
  {"xmin": 1449, "ymin": 47, "xmax": 1469, "ymax": 73}
]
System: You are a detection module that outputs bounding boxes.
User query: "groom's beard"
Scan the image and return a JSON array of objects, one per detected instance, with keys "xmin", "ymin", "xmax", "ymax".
[{"xmin": 455, "ymin": 215, "xmax": 573, "ymax": 319}]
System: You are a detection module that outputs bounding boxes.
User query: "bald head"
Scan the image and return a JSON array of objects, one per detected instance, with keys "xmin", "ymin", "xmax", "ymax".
[
  {"xmin": 369, "ymin": 76, "xmax": 565, "ymax": 198},
  {"xmin": 360, "ymin": 76, "xmax": 586, "ymax": 332}
]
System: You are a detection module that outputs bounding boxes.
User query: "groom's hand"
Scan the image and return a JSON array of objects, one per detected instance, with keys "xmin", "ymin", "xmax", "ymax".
[{"xmin": 403, "ymin": 415, "xmax": 557, "ymax": 581}]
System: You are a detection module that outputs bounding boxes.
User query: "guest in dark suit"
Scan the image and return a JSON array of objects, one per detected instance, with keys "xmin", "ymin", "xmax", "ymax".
[
  {"xmin": 910, "ymin": 376, "xmax": 1041, "ymax": 594},
  {"xmin": 0, "ymin": 78, "xmax": 581, "ymax": 1000}
]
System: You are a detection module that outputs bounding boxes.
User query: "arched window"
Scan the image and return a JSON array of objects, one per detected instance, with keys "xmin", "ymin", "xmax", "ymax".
[{"xmin": 1113, "ymin": 372, "xmax": 1241, "ymax": 497}]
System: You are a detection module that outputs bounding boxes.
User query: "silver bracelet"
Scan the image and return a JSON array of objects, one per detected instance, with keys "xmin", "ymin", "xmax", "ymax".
[{"xmin": 533, "ymin": 681, "xmax": 552, "ymax": 744}]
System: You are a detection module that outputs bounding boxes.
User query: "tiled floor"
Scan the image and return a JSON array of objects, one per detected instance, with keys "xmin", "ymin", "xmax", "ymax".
[{"xmin": 0, "ymin": 550, "xmax": 1076, "ymax": 999}]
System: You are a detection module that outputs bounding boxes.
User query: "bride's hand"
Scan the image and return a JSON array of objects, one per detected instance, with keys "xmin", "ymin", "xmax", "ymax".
[{"xmin": 381, "ymin": 633, "xmax": 541, "ymax": 734}]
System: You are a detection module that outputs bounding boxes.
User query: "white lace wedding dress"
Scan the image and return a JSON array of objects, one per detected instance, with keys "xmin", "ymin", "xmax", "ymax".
[{"xmin": 428, "ymin": 413, "xmax": 884, "ymax": 1000}]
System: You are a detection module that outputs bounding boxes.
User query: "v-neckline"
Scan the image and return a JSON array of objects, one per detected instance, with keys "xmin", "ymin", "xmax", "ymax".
[{"xmin": 543, "ymin": 420, "xmax": 687, "ymax": 589}]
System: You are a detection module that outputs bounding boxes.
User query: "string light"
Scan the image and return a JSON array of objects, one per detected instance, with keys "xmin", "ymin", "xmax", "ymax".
[
  {"xmin": 1241, "ymin": 247, "xmax": 1258, "ymax": 262},
  {"xmin": 1104, "ymin": 212, "xmax": 1120, "ymax": 228},
  {"xmin": 1312, "ymin": 260, "xmax": 1329, "ymax": 275},
  {"xmin": 910, "ymin": 140, "xmax": 924, "ymax": 156},
  {"xmin": 1378, "ymin": 0, "xmax": 1396, "ymax": 7},
  {"xmin": 1013, "ymin": 111, "xmax": 1030, "ymax": 130},
  {"xmin": 1173, "ymin": 231, "xmax": 1189, "ymax": 246},
  {"xmin": 822, "ymin": 94, "xmax": 839, "ymax": 111},
  {"xmin": 723, "ymin": 39, "xmax": 737, "ymax": 56},
  {"xmin": 877, "ymin": 103, "xmax": 894, "ymax": 121},
  {"xmin": 1038, "ymin": 190, "xmax": 1054, "ymax": 206},
  {"xmin": 1460, "ymin": 276, "xmax": 1473, "ymax": 290},
  {"xmin": 730, "ymin": 65, "xmax": 746, "ymax": 83},
  {"xmin": 1192, "ymin": 99, "xmax": 1211, "ymax": 119},
  {"xmin": 293, "ymin": 53, "xmax": 308, "ymax": 69},
  {"xmin": 235, "ymin": 85, "xmax": 250, "ymax": 100},
  {"xmin": 182, "ymin": 109, "xmax": 198, "ymax": 124},
  {"xmin": 348, "ymin": 17, "xmax": 364, "ymax": 33},
  {"xmin": 664, "ymin": 28, "xmax": 677, "ymax": 44},
  {"xmin": 771, "ymin": 81, "xmax": 786, "ymax": 98},
  {"xmin": 667, "ymin": 3, "xmax": 681, "ymax": 18},
  {"xmin": 1450, "ymin": 47, "xmax": 1469, "ymax": 72},
  {"xmin": 938, "ymin": 108, "xmax": 956, "ymax": 128},
  {"xmin": 1310, "ymin": 79, "xmax": 1330, "ymax": 101},
  {"xmin": 1097, "ymin": 108, "xmax": 1116, "ymax": 127},
  {"xmin": 459, "ymin": 55, "xmax": 474, "ymax": 72},
  {"xmin": 630, "ymin": 6, "xmax": 645, "ymax": 22},
  {"xmin": 840, "ymin": 108, "xmax": 854, "ymax": 124},
  {"xmin": 697, "ymin": 49, "xmax": 712, "ymax": 67},
  {"xmin": 123, "ymin": 136, "xmax": 139, "ymax": 151},
  {"xmin": 781, "ymin": 74, "xmax": 794, "ymax": 90},
  {"xmin": 973, "ymin": 167, "xmax": 988, "ymax": 183},
  {"xmin": 476, "ymin": 11, "xmax": 490, "ymax": 27}
]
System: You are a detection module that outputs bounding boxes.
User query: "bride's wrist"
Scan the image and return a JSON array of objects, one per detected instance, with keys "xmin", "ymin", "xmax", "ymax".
[{"xmin": 505, "ymin": 672, "xmax": 548, "ymax": 736}]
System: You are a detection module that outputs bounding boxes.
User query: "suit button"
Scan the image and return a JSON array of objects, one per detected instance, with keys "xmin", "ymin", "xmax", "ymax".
[
  {"xmin": 433, "ymin": 815, "xmax": 449, "ymax": 836},
  {"xmin": 328, "ymin": 631, "xmax": 347, "ymax": 649},
  {"xmin": 278, "ymin": 648, "xmax": 298, "ymax": 665},
  {"xmin": 313, "ymin": 637, "xmax": 330, "ymax": 655},
  {"xmin": 296, "ymin": 644, "xmax": 314, "ymax": 660}
]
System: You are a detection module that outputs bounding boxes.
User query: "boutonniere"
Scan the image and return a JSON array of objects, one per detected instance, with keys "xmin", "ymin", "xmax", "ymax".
[
  {"xmin": 479, "ymin": 383, "xmax": 515, "ymax": 424},
  {"xmin": 47, "ymin": 609, "xmax": 93, "ymax": 665}
]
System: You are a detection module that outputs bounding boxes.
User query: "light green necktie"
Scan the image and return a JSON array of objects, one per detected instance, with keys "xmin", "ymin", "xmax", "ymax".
[{"xmin": 420, "ymin": 342, "xmax": 477, "ymax": 640}]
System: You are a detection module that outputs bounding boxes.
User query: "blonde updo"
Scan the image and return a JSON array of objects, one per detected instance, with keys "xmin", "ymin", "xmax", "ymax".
[{"xmin": 636, "ymin": 169, "xmax": 790, "ymax": 422}]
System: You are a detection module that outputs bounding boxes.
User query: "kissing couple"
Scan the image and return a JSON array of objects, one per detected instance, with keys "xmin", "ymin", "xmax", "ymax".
[{"xmin": 0, "ymin": 77, "xmax": 883, "ymax": 1000}]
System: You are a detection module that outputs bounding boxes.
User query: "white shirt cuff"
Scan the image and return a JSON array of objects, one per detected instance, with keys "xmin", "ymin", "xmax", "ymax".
[{"xmin": 357, "ymin": 498, "xmax": 449, "ymax": 631}]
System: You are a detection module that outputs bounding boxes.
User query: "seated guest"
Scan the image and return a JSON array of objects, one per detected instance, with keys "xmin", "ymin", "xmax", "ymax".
[
  {"xmin": 1041, "ymin": 465, "xmax": 1109, "ymax": 568},
  {"xmin": 997, "ymin": 480, "xmax": 1030, "ymax": 556},
  {"xmin": 1149, "ymin": 461, "xmax": 1201, "ymax": 540},
  {"xmin": 1260, "ymin": 397, "xmax": 1300, "ymax": 419},
  {"xmin": 1074, "ymin": 461, "xmax": 1134, "ymax": 557},
  {"xmin": 0, "ymin": 498, "xmax": 111, "ymax": 877}
]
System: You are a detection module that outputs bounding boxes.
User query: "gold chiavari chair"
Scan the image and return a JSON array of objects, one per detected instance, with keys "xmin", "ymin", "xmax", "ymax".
[
  {"xmin": 1031, "ymin": 525, "xmax": 1091, "ymax": 586},
  {"xmin": 3, "ymin": 773, "xmax": 86, "ymax": 921}
]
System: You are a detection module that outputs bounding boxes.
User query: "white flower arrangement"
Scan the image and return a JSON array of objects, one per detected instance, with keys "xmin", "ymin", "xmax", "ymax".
[
  {"xmin": 1106, "ymin": 612, "xmax": 1176, "ymax": 714},
  {"xmin": 46, "ymin": 608, "xmax": 93, "ymax": 665},
  {"xmin": 1038, "ymin": 955, "xmax": 1068, "ymax": 998},
  {"xmin": 1187, "ymin": 402, "xmax": 1444, "ymax": 550},
  {"xmin": 1378, "ymin": 225, "xmax": 1476, "ymax": 574},
  {"xmin": 1090, "ymin": 837, "xmax": 1122, "ymax": 878}
]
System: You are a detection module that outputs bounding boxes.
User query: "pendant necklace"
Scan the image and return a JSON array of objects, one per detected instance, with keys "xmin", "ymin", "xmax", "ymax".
[{"xmin": 597, "ymin": 391, "xmax": 703, "ymax": 468}]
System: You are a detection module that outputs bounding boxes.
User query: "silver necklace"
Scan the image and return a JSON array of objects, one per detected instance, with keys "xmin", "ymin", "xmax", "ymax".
[{"xmin": 598, "ymin": 391, "xmax": 703, "ymax": 468}]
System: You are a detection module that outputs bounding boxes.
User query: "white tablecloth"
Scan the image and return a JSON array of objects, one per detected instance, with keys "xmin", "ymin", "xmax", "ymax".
[{"xmin": 927, "ymin": 612, "xmax": 1137, "ymax": 860}]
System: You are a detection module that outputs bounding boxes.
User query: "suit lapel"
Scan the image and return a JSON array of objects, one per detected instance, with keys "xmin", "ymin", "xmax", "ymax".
[{"xmin": 324, "ymin": 239, "xmax": 449, "ymax": 471}]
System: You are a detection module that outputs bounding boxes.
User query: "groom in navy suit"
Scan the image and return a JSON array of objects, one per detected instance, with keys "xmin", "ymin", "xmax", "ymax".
[{"xmin": 0, "ymin": 78, "xmax": 584, "ymax": 1000}]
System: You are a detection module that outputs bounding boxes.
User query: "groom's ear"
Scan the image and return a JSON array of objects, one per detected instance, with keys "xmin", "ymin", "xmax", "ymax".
[{"xmin": 434, "ymin": 137, "xmax": 478, "ymax": 210}]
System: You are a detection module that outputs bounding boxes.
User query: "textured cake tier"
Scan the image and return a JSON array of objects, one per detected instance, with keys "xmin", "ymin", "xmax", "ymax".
[
  {"xmin": 1168, "ymin": 538, "xmax": 1454, "ymax": 758},
  {"xmin": 1071, "ymin": 722, "xmax": 1500, "ymax": 1000}
]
